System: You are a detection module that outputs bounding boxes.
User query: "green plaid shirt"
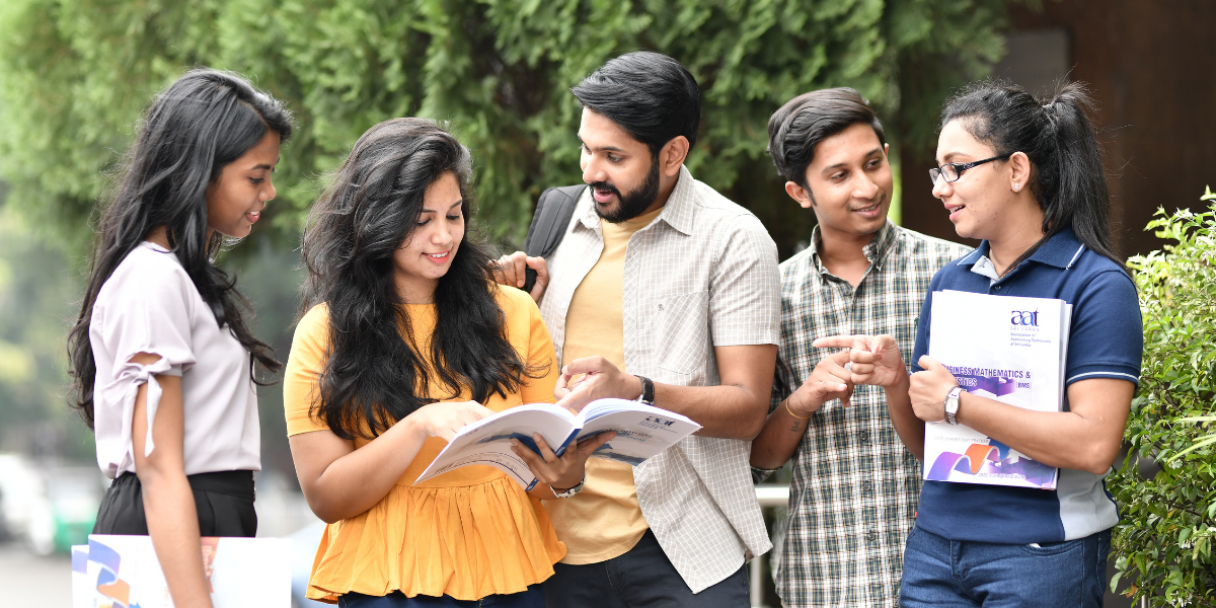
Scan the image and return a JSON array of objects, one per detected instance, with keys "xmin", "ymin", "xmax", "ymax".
[{"xmin": 761, "ymin": 221, "xmax": 971, "ymax": 607}]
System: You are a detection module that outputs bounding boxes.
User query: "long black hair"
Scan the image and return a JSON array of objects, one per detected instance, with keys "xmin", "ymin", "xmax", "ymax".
[
  {"xmin": 940, "ymin": 80, "xmax": 1124, "ymax": 270},
  {"xmin": 299, "ymin": 118, "xmax": 540, "ymax": 440},
  {"xmin": 67, "ymin": 68, "xmax": 293, "ymax": 428}
]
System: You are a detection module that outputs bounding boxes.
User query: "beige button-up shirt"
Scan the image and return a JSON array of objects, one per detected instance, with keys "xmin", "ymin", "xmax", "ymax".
[{"xmin": 538, "ymin": 165, "xmax": 780, "ymax": 592}]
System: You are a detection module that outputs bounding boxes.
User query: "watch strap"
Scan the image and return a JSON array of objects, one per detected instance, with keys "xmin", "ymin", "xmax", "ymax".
[
  {"xmin": 944, "ymin": 386, "xmax": 963, "ymax": 425},
  {"xmin": 551, "ymin": 475, "xmax": 586, "ymax": 499},
  {"xmin": 635, "ymin": 375, "xmax": 655, "ymax": 405}
]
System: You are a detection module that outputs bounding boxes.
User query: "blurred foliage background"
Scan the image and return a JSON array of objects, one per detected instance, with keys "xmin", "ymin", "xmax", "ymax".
[
  {"xmin": 0, "ymin": 0, "xmax": 1013, "ymax": 255},
  {"xmin": 0, "ymin": 197, "xmax": 93, "ymax": 460},
  {"xmin": 0, "ymin": 0, "xmax": 1016, "ymax": 465}
]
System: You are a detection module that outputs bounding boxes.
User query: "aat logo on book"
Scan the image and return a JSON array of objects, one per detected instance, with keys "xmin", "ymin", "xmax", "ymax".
[{"xmin": 1010, "ymin": 310, "xmax": 1040, "ymax": 326}]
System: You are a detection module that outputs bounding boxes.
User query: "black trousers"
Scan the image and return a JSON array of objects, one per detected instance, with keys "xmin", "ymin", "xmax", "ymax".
[
  {"xmin": 543, "ymin": 529, "xmax": 750, "ymax": 608},
  {"xmin": 93, "ymin": 470, "xmax": 257, "ymax": 537}
]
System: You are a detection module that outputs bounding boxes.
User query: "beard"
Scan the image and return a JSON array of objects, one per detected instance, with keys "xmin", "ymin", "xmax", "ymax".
[{"xmin": 589, "ymin": 155, "xmax": 661, "ymax": 224}]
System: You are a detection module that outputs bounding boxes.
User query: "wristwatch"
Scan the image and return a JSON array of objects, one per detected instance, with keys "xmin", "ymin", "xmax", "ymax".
[
  {"xmin": 551, "ymin": 476, "xmax": 586, "ymax": 499},
  {"xmin": 634, "ymin": 375, "xmax": 655, "ymax": 406},
  {"xmin": 944, "ymin": 386, "xmax": 963, "ymax": 425}
]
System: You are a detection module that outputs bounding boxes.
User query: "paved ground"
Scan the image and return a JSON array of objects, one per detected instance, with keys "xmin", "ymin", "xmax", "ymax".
[{"xmin": 0, "ymin": 541, "xmax": 73, "ymax": 605}]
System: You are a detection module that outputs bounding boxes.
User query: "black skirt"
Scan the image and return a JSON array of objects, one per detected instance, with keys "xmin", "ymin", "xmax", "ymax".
[{"xmin": 93, "ymin": 470, "xmax": 257, "ymax": 537}]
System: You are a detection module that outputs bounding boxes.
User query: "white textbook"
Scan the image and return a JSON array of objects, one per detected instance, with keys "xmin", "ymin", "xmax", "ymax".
[
  {"xmin": 72, "ymin": 535, "xmax": 291, "ymax": 608},
  {"xmin": 924, "ymin": 290, "xmax": 1071, "ymax": 490},
  {"xmin": 415, "ymin": 398, "xmax": 701, "ymax": 490}
]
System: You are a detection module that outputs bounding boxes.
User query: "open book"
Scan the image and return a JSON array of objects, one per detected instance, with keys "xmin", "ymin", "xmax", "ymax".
[
  {"xmin": 415, "ymin": 398, "xmax": 701, "ymax": 490},
  {"xmin": 924, "ymin": 290, "xmax": 1071, "ymax": 490}
]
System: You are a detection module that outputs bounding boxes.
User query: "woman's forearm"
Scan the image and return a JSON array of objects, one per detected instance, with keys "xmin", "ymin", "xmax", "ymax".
[
  {"xmin": 130, "ymin": 369, "xmax": 213, "ymax": 608},
  {"xmin": 297, "ymin": 417, "xmax": 429, "ymax": 523},
  {"xmin": 293, "ymin": 401, "xmax": 494, "ymax": 524},
  {"xmin": 141, "ymin": 471, "xmax": 213, "ymax": 608},
  {"xmin": 953, "ymin": 381, "xmax": 1132, "ymax": 475}
]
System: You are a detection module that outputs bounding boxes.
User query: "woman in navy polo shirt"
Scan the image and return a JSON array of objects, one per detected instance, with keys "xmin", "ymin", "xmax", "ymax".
[{"xmin": 816, "ymin": 81, "xmax": 1142, "ymax": 607}]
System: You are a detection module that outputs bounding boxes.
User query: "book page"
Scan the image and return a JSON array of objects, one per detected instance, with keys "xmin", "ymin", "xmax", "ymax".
[
  {"xmin": 573, "ymin": 399, "xmax": 701, "ymax": 466},
  {"xmin": 415, "ymin": 400, "xmax": 702, "ymax": 489},
  {"xmin": 414, "ymin": 403, "xmax": 576, "ymax": 489}
]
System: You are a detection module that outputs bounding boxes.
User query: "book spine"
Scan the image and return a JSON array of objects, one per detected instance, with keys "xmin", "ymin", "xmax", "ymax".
[{"xmin": 555, "ymin": 429, "xmax": 579, "ymax": 456}]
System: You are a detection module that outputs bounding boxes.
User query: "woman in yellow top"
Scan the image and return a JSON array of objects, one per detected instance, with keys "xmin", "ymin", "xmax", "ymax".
[{"xmin": 283, "ymin": 118, "xmax": 611, "ymax": 607}]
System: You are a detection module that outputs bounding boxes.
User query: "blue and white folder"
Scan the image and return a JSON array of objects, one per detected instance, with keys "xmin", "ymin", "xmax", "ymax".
[{"xmin": 923, "ymin": 290, "xmax": 1071, "ymax": 490}]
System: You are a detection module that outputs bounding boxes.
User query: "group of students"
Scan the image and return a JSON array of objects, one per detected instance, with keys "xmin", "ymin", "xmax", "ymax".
[{"xmin": 67, "ymin": 50, "xmax": 1141, "ymax": 608}]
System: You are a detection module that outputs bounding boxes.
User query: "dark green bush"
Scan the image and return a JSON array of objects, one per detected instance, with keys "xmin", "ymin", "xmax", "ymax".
[{"xmin": 1111, "ymin": 187, "xmax": 1216, "ymax": 606}]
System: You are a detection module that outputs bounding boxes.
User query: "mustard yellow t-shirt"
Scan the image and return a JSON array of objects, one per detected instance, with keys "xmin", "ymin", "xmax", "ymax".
[
  {"xmin": 544, "ymin": 206, "xmax": 663, "ymax": 564},
  {"xmin": 283, "ymin": 286, "xmax": 564, "ymax": 603}
]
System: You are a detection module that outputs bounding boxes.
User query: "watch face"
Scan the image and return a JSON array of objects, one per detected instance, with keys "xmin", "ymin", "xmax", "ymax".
[{"xmin": 945, "ymin": 388, "xmax": 961, "ymax": 424}]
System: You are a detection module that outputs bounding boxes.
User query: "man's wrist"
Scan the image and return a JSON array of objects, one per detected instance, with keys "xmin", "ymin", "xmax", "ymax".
[
  {"xmin": 632, "ymin": 375, "xmax": 654, "ymax": 405},
  {"xmin": 784, "ymin": 397, "xmax": 811, "ymax": 421},
  {"xmin": 629, "ymin": 374, "xmax": 644, "ymax": 400},
  {"xmin": 787, "ymin": 390, "xmax": 815, "ymax": 417}
]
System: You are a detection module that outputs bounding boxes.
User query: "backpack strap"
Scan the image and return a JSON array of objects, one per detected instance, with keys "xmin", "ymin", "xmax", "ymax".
[{"xmin": 522, "ymin": 184, "xmax": 586, "ymax": 292}]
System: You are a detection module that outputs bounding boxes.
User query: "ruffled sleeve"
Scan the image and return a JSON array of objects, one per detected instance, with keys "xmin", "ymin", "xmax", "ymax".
[{"xmin": 91, "ymin": 247, "xmax": 198, "ymax": 479}]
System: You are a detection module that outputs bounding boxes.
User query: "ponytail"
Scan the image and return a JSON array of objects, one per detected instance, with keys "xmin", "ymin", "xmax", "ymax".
[
  {"xmin": 940, "ymin": 80, "xmax": 1125, "ymax": 271},
  {"xmin": 1039, "ymin": 87, "xmax": 1120, "ymax": 267}
]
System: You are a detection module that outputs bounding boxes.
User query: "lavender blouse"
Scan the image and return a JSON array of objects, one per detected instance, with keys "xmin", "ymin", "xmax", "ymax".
[{"xmin": 90, "ymin": 242, "xmax": 260, "ymax": 479}]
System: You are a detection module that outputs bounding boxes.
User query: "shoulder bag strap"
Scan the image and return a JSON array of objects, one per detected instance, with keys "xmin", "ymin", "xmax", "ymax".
[{"xmin": 522, "ymin": 184, "xmax": 586, "ymax": 292}]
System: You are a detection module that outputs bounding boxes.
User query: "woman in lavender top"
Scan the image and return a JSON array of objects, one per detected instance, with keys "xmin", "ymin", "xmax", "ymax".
[{"xmin": 67, "ymin": 69, "xmax": 292, "ymax": 608}]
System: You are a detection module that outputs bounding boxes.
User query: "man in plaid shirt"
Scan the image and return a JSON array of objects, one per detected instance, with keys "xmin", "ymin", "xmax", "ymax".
[{"xmin": 751, "ymin": 88, "xmax": 971, "ymax": 607}]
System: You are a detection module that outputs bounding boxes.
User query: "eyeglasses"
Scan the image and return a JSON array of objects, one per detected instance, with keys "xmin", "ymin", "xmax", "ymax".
[{"xmin": 929, "ymin": 153, "xmax": 1012, "ymax": 185}]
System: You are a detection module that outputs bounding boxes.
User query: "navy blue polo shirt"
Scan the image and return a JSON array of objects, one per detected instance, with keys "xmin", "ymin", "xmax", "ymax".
[{"xmin": 910, "ymin": 227, "xmax": 1142, "ymax": 544}]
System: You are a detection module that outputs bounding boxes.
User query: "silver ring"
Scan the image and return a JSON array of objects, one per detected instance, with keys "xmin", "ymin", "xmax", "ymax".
[{"xmin": 844, "ymin": 362, "xmax": 853, "ymax": 372}]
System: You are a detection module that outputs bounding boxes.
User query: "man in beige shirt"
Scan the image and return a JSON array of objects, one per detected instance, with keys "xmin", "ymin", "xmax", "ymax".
[{"xmin": 497, "ymin": 51, "xmax": 780, "ymax": 607}]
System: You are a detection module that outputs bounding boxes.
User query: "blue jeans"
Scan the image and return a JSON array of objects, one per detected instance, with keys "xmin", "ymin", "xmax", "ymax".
[
  {"xmin": 338, "ymin": 585, "xmax": 544, "ymax": 608},
  {"xmin": 901, "ymin": 525, "xmax": 1110, "ymax": 607}
]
